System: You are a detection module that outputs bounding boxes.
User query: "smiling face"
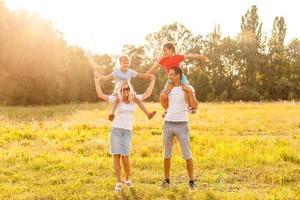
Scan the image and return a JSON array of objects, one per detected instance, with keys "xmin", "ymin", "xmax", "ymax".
[
  {"xmin": 163, "ymin": 47, "xmax": 174, "ymax": 57},
  {"xmin": 162, "ymin": 42, "xmax": 176, "ymax": 57},
  {"xmin": 168, "ymin": 68, "xmax": 181, "ymax": 83},
  {"xmin": 120, "ymin": 82, "xmax": 130, "ymax": 97},
  {"xmin": 118, "ymin": 56, "xmax": 130, "ymax": 70}
]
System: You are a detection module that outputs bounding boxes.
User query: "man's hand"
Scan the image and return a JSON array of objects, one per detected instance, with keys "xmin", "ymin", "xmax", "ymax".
[{"xmin": 182, "ymin": 84, "xmax": 192, "ymax": 93}]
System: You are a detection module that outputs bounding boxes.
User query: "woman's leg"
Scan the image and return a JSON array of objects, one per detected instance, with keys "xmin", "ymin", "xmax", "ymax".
[
  {"xmin": 113, "ymin": 154, "xmax": 122, "ymax": 183},
  {"xmin": 122, "ymin": 155, "xmax": 130, "ymax": 181}
]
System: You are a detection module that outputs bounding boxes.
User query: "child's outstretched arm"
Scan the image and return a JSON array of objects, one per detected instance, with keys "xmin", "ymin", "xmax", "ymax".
[
  {"xmin": 146, "ymin": 62, "xmax": 162, "ymax": 74},
  {"xmin": 97, "ymin": 72, "xmax": 113, "ymax": 81},
  {"xmin": 184, "ymin": 54, "xmax": 209, "ymax": 62}
]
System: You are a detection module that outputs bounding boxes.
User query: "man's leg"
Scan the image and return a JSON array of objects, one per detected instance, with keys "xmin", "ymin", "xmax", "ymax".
[
  {"xmin": 175, "ymin": 122, "xmax": 195, "ymax": 189},
  {"xmin": 186, "ymin": 159, "xmax": 194, "ymax": 181},
  {"xmin": 164, "ymin": 158, "xmax": 171, "ymax": 180},
  {"xmin": 162, "ymin": 122, "xmax": 174, "ymax": 187}
]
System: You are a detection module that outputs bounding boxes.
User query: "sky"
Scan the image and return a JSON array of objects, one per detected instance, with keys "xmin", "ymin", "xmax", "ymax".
[{"xmin": 4, "ymin": 0, "xmax": 300, "ymax": 54}]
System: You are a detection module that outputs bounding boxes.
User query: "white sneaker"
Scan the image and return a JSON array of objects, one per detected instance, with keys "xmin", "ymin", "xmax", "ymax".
[
  {"xmin": 188, "ymin": 107, "xmax": 196, "ymax": 114},
  {"xmin": 125, "ymin": 180, "xmax": 134, "ymax": 188},
  {"xmin": 114, "ymin": 182, "xmax": 123, "ymax": 192}
]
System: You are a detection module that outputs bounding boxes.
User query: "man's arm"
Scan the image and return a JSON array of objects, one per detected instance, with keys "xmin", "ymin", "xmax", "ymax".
[
  {"xmin": 160, "ymin": 93, "xmax": 168, "ymax": 110},
  {"xmin": 182, "ymin": 85, "xmax": 198, "ymax": 110}
]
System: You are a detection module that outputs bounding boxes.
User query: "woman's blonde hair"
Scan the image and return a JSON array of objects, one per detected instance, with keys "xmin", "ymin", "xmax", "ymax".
[{"xmin": 114, "ymin": 80, "xmax": 136, "ymax": 103}]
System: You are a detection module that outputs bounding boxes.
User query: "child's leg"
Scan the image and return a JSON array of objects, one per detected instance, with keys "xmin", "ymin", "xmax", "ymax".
[
  {"xmin": 133, "ymin": 96, "xmax": 156, "ymax": 119},
  {"xmin": 109, "ymin": 97, "xmax": 120, "ymax": 121}
]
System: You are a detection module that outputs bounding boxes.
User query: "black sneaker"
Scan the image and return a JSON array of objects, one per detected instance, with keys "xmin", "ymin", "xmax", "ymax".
[
  {"xmin": 188, "ymin": 180, "xmax": 196, "ymax": 190},
  {"xmin": 161, "ymin": 179, "xmax": 170, "ymax": 188}
]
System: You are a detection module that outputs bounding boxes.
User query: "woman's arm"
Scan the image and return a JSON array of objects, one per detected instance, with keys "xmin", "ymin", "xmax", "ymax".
[
  {"xmin": 94, "ymin": 72, "xmax": 109, "ymax": 102},
  {"xmin": 184, "ymin": 54, "xmax": 209, "ymax": 62},
  {"xmin": 141, "ymin": 74, "xmax": 156, "ymax": 100},
  {"xmin": 146, "ymin": 62, "xmax": 161, "ymax": 74},
  {"xmin": 86, "ymin": 53, "xmax": 113, "ymax": 81}
]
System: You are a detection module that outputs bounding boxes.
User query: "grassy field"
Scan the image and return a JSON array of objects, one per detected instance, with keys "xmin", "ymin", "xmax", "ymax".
[{"xmin": 0, "ymin": 102, "xmax": 299, "ymax": 200}]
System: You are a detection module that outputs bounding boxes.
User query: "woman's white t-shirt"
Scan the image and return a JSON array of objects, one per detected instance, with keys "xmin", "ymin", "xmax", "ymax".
[{"xmin": 108, "ymin": 95, "xmax": 143, "ymax": 130}]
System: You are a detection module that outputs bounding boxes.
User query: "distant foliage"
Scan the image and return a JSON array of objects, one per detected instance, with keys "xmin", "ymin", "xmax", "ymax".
[{"xmin": 0, "ymin": 2, "xmax": 299, "ymax": 104}]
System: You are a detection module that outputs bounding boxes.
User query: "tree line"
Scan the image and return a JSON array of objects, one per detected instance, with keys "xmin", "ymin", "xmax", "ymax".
[{"xmin": 0, "ymin": 1, "xmax": 299, "ymax": 105}]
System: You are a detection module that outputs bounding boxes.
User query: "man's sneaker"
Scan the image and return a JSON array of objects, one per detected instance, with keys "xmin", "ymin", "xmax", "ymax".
[
  {"xmin": 188, "ymin": 180, "xmax": 196, "ymax": 190},
  {"xmin": 161, "ymin": 179, "xmax": 170, "ymax": 188},
  {"xmin": 125, "ymin": 180, "xmax": 134, "ymax": 188},
  {"xmin": 114, "ymin": 182, "xmax": 123, "ymax": 192}
]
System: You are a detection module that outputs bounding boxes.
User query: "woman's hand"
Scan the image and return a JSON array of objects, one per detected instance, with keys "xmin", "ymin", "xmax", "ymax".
[{"xmin": 148, "ymin": 74, "xmax": 156, "ymax": 81}]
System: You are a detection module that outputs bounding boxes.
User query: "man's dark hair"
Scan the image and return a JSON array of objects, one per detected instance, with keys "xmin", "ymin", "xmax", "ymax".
[{"xmin": 170, "ymin": 67, "xmax": 182, "ymax": 80}]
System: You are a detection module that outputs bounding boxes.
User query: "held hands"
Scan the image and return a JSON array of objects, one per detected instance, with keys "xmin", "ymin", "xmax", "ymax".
[
  {"xmin": 148, "ymin": 73, "xmax": 156, "ymax": 81},
  {"xmin": 94, "ymin": 71, "xmax": 101, "ymax": 81}
]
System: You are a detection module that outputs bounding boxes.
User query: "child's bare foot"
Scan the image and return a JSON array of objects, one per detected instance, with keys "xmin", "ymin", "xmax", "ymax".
[
  {"xmin": 148, "ymin": 111, "xmax": 157, "ymax": 120},
  {"xmin": 108, "ymin": 114, "xmax": 115, "ymax": 121}
]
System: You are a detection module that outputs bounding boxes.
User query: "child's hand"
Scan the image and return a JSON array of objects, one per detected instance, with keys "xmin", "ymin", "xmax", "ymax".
[
  {"xmin": 203, "ymin": 55, "xmax": 209, "ymax": 62},
  {"xmin": 94, "ymin": 71, "xmax": 100, "ymax": 81}
]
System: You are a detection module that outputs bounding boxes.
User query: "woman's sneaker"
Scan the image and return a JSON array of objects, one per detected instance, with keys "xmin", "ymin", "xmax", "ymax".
[
  {"xmin": 114, "ymin": 182, "xmax": 123, "ymax": 192},
  {"xmin": 188, "ymin": 107, "xmax": 196, "ymax": 114},
  {"xmin": 161, "ymin": 179, "xmax": 170, "ymax": 188},
  {"xmin": 125, "ymin": 180, "xmax": 134, "ymax": 188}
]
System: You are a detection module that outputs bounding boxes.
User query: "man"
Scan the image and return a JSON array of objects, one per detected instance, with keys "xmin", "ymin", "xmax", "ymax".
[{"xmin": 160, "ymin": 67, "xmax": 198, "ymax": 190}]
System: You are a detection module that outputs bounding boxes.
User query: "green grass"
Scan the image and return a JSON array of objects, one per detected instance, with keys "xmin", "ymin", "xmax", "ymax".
[{"xmin": 0, "ymin": 102, "xmax": 300, "ymax": 199}]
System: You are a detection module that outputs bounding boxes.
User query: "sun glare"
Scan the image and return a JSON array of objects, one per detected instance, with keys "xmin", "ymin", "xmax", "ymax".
[{"xmin": 4, "ymin": 0, "xmax": 299, "ymax": 54}]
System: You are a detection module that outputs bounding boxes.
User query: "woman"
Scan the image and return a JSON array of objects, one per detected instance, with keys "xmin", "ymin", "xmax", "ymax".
[{"xmin": 94, "ymin": 72, "xmax": 156, "ymax": 192}]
